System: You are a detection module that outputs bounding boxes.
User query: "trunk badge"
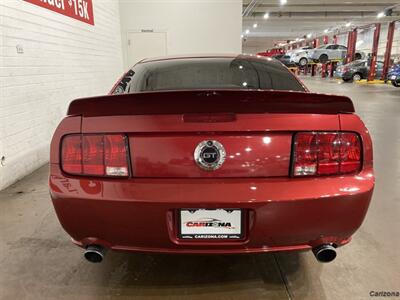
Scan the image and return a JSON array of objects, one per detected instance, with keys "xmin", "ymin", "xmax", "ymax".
[{"xmin": 194, "ymin": 140, "xmax": 226, "ymax": 171}]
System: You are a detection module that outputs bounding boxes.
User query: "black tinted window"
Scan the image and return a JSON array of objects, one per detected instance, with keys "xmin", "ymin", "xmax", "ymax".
[{"xmin": 117, "ymin": 57, "xmax": 304, "ymax": 93}]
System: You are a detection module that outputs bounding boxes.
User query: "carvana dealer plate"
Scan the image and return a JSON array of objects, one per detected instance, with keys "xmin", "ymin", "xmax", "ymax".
[{"xmin": 179, "ymin": 209, "xmax": 243, "ymax": 240}]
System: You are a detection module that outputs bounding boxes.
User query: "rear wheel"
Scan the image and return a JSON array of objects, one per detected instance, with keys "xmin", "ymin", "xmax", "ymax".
[
  {"xmin": 352, "ymin": 73, "xmax": 362, "ymax": 82},
  {"xmin": 392, "ymin": 80, "xmax": 400, "ymax": 87},
  {"xmin": 299, "ymin": 57, "xmax": 308, "ymax": 67},
  {"xmin": 355, "ymin": 53, "xmax": 362, "ymax": 60},
  {"xmin": 319, "ymin": 54, "xmax": 329, "ymax": 64}
]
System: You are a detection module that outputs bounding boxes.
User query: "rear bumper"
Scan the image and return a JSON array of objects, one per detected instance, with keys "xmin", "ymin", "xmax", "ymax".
[{"xmin": 50, "ymin": 164, "xmax": 374, "ymax": 254}]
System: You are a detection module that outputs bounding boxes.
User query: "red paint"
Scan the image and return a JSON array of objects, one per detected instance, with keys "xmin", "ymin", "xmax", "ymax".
[
  {"xmin": 24, "ymin": 0, "xmax": 94, "ymax": 25},
  {"xmin": 49, "ymin": 55, "xmax": 374, "ymax": 255}
]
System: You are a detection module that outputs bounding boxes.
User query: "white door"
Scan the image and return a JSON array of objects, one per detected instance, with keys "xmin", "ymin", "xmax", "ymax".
[{"xmin": 127, "ymin": 32, "xmax": 167, "ymax": 67}]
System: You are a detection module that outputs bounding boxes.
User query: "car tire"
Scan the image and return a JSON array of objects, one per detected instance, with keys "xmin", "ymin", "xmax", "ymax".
[
  {"xmin": 355, "ymin": 53, "xmax": 362, "ymax": 60},
  {"xmin": 392, "ymin": 81, "xmax": 400, "ymax": 87},
  {"xmin": 299, "ymin": 58, "xmax": 308, "ymax": 67},
  {"xmin": 319, "ymin": 54, "xmax": 329, "ymax": 64},
  {"xmin": 352, "ymin": 73, "xmax": 362, "ymax": 82}
]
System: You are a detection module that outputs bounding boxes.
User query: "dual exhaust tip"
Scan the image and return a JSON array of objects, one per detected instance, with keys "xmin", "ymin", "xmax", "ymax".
[
  {"xmin": 83, "ymin": 244, "xmax": 337, "ymax": 263},
  {"xmin": 84, "ymin": 245, "xmax": 106, "ymax": 263},
  {"xmin": 312, "ymin": 244, "xmax": 337, "ymax": 263}
]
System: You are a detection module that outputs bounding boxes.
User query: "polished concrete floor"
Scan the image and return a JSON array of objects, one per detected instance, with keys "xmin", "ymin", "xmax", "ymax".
[{"xmin": 0, "ymin": 77, "xmax": 399, "ymax": 300}]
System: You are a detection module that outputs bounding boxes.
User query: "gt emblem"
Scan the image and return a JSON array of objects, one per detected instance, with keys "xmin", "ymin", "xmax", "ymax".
[{"xmin": 194, "ymin": 140, "xmax": 226, "ymax": 171}]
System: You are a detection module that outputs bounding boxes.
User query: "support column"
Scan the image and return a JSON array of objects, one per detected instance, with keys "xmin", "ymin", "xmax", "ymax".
[
  {"xmin": 368, "ymin": 23, "xmax": 381, "ymax": 81},
  {"xmin": 382, "ymin": 21, "xmax": 396, "ymax": 80},
  {"xmin": 346, "ymin": 29, "xmax": 357, "ymax": 64}
]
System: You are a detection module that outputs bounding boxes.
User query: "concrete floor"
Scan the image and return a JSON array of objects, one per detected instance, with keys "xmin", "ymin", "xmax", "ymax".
[{"xmin": 0, "ymin": 77, "xmax": 399, "ymax": 300}]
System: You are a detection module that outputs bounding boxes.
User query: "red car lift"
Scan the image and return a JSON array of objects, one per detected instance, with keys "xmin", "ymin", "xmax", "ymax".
[
  {"xmin": 311, "ymin": 38, "xmax": 320, "ymax": 77},
  {"xmin": 346, "ymin": 29, "xmax": 357, "ymax": 64},
  {"xmin": 367, "ymin": 23, "xmax": 381, "ymax": 81},
  {"xmin": 382, "ymin": 21, "xmax": 397, "ymax": 80}
]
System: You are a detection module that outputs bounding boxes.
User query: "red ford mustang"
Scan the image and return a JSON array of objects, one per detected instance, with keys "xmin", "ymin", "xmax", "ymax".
[{"xmin": 49, "ymin": 54, "xmax": 374, "ymax": 263}]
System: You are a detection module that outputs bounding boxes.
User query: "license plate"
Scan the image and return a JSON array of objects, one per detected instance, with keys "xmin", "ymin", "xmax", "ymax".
[
  {"xmin": 391, "ymin": 75, "xmax": 397, "ymax": 80},
  {"xmin": 179, "ymin": 209, "xmax": 243, "ymax": 240}
]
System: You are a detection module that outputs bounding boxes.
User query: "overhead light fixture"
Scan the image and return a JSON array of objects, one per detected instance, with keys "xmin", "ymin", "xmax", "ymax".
[
  {"xmin": 263, "ymin": 12, "xmax": 269, "ymax": 19},
  {"xmin": 280, "ymin": 0, "xmax": 287, "ymax": 5},
  {"xmin": 324, "ymin": 29, "xmax": 329, "ymax": 33},
  {"xmin": 245, "ymin": 29, "xmax": 250, "ymax": 34},
  {"xmin": 377, "ymin": 11, "xmax": 385, "ymax": 18},
  {"xmin": 253, "ymin": 23, "xmax": 258, "ymax": 28},
  {"xmin": 346, "ymin": 22, "xmax": 352, "ymax": 27},
  {"xmin": 307, "ymin": 33, "xmax": 312, "ymax": 38}
]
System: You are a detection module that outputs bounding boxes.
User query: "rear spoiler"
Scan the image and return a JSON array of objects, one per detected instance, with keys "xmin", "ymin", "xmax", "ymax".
[{"xmin": 67, "ymin": 90, "xmax": 355, "ymax": 117}]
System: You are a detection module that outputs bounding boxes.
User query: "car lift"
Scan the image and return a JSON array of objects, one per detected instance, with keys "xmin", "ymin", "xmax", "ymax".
[
  {"xmin": 382, "ymin": 20, "xmax": 398, "ymax": 81},
  {"xmin": 321, "ymin": 35, "xmax": 330, "ymax": 78},
  {"xmin": 367, "ymin": 23, "xmax": 381, "ymax": 82},
  {"xmin": 346, "ymin": 29, "xmax": 357, "ymax": 64}
]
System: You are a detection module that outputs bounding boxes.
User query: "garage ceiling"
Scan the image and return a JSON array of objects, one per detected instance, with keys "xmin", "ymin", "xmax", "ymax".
[{"xmin": 243, "ymin": 0, "xmax": 400, "ymax": 41}]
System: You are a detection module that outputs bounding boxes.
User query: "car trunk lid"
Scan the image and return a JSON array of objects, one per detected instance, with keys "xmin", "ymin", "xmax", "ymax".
[{"xmin": 74, "ymin": 90, "xmax": 347, "ymax": 178}]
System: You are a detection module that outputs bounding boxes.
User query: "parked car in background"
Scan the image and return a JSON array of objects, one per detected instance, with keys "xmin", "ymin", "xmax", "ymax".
[
  {"xmin": 388, "ymin": 64, "xmax": 400, "ymax": 87},
  {"xmin": 288, "ymin": 46, "xmax": 313, "ymax": 66},
  {"xmin": 272, "ymin": 54, "xmax": 297, "ymax": 68},
  {"xmin": 257, "ymin": 48, "xmax": 285, "ymax": 57},
  {"xmin": 50, "ymin": 54, "xmax": 374, "ymax": 264},
  {"xmin": 334, "ymin": 60, "xmax": 384, "ymax": 82},
  {"xmin": 308, "ymin": 44, "xmax": 364, "ymax": 63}
]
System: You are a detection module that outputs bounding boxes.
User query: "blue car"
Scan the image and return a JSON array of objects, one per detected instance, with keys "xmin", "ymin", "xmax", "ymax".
[{"xmin": 388, "ymin": 64, "xmax": 400, "ymax": 87}]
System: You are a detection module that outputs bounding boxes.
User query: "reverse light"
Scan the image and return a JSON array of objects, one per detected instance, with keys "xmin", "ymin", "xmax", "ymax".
[
  {"xmin": 292, "ymin": 132, "xmax": 361, "ymax": 177},
  {"xmin": 61, "ymin": 134, "xmax": 129, "ymax": 177}
]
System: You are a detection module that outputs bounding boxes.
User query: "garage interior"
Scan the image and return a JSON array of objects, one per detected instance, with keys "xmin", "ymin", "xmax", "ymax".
[{"xmin": 0, "ymin": 1, "xmax": 399, "ymax": 299}]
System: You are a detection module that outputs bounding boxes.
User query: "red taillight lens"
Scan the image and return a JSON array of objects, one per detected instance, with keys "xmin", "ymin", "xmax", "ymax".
[
  {"xmin": 61, "ymin": 134, "xmax": 129, "ymax": 177},
  {"xmin": 292, "ymin": 132, "xmax": 361, "ymax": 177}
]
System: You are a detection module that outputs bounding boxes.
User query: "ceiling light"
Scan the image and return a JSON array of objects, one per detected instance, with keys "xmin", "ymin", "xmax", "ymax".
[
  {"xmin": 263, "ymin": 12, "xmax": 269, "ymax": 19},
  {"xmin": 280, "ymin": 0, "xmax": 287, "ymax": 5},
  {"xmin": 346, "ymin": 22, "xmax": 352, "ymax": 27},
  {"xmin": 245, "ymin": 29, "xmax": 250, "ymax": 34},
  {"xmin": 324, "ymin": 29, "xmax": 329, "ymax": 33},
  {"xmin": 253, "ymin": 23, "xmax": 258, "ymax": 28},
  {"xmin": 377, "ymin": 11, "xmax": 385, "ymax": 18},
  {"xmin": 307, "ymin": 33, "xmax": 312, "ymax": 38}
]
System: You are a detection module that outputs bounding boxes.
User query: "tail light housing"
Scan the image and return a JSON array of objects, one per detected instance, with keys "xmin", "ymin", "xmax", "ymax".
[
  {"xmin": 61, "ymin": 134, "xmax": 129, "ymax": 177},
  {"xmin": 292, "ymin": 132, "xmax": 361, "ymax": 177}
]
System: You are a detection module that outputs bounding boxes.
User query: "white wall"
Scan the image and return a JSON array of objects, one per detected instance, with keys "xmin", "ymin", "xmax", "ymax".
[
  {"xmin": 0, "ymin": 0, "xmax": 124, "ymax": 190},
  {"xmin": 119, "ymin": 0, "xmax": 242, "ymax": 69}
]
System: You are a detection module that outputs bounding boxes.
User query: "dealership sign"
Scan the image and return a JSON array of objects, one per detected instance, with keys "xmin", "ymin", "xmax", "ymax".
[{"xmin": 24, "ymin": 0, "xmax": 94, "ymax": 25}]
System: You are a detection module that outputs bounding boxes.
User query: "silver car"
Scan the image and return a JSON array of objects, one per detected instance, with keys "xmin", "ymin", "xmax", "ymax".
[
  {"xmin": 288, "ymin": 46, "xmax": 313, "ymax": 67},
  {"xmin": 308, "ymin": 44, "xmax": 364, "ymax": 63}
]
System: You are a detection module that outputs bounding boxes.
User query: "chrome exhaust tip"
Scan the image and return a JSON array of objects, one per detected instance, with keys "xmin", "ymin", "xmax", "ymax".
[
  {"xmin": 84, "ymin": 245, "xmax": 106, "ymax": 263},
  {"xmin": 313, "ymin": 244, "xmax": 337, "ymax": 263}
]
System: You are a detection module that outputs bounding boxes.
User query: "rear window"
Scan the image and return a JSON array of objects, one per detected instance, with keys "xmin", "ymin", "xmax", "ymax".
[{"xmin": 114, "ymin": 57, "xmax": 305, "ymax": 94}]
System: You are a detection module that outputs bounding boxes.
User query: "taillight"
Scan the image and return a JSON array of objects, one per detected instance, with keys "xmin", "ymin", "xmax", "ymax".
[
  {"xmin": 292, "ymin": 132, "xmax": 361, "ymax": 177},
  {"xmin": 61, "ymin": 134, "xmax": 129, "ymax": 177}
]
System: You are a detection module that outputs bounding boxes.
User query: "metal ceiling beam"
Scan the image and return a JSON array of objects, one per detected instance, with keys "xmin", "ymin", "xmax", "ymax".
[{"xmin": 248, "ymin": 5, "xmax": 396, "ymax": 13}]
